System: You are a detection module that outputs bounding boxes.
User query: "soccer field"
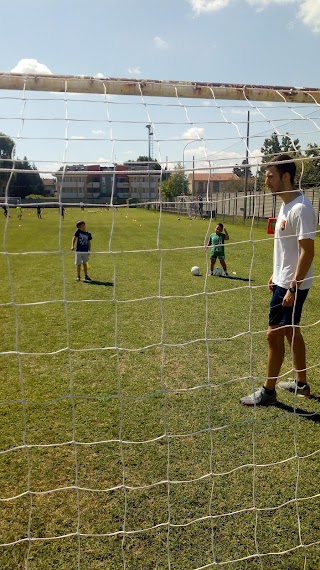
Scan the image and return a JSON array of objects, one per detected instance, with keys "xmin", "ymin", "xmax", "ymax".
[{"xmin": 1, "ymin": 206, "xmax": 320, "ymax": 569}]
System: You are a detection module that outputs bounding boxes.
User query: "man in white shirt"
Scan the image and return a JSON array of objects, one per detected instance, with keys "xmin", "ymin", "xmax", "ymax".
[{"xmin": 241, "ymin": 154, "xmax": 316, "ymax": 406}]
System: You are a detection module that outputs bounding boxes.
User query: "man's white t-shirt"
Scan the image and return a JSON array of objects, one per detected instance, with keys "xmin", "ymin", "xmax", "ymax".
[{"xmin": 273, "ymin": 193, "xmax": 316, "ymax": 290}]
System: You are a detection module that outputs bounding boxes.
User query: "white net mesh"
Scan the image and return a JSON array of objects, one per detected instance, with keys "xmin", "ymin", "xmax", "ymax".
[{"xmin": 0, "ymin": 75, "xmax": 320, "ymax": 569}]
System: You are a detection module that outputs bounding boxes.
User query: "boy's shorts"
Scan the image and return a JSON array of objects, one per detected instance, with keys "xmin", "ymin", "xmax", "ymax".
[
  {"xmin": 269, "ymin": 285, "xmax": 309, "ymax": 326},
  {"xmin": 75, "ymin": 252, "xmax": 89, "ymax": 265},
  {"xmin": 210, "ymin": 254, "xmax": 225, "ymax": 260}
]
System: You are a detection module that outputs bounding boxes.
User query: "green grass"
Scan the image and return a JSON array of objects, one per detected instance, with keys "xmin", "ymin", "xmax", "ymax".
[{"xmin": 0, "ymin": 206, "xmax": 320, "ymax": 569}]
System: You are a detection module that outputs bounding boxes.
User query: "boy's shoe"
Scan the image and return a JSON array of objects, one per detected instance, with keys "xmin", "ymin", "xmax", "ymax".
[
  {"xmin": 75, "ymin": 277, "xmax": 81, "ymax": 282},
  {"xmin": 278, "ymin": 380, "xmax": 311, "ymax": 398},
  {"xmin": 223, "ymin": 271, "xmax": 229, "ymax": 276},
  {"xmin": 209, "ymin": 271, "xmax": 213, "ymax": 276},
  {"xmin": 240, "ymin": 387, "xmax": 277, "ymax": 406},
  {"xmin": 84, "ymin": 275, "xmax": 92, "ymax": 281}
]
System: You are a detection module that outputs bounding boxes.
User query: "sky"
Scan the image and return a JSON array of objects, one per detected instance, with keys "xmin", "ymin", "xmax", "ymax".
[{"xmin": 0, "ymin": 0, "xmax": 320, "ymax": 176}]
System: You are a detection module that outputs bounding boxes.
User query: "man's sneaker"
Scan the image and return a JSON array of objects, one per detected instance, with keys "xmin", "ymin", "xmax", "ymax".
[
  {"xmin": 75, "ymin": 277, "xmax": 80, "ymax": 282},
  {"xmin": 278, "ymin": 380, "xmax": 311, "ymax": 398},
  {"xmin": 240, "ymin": 387, "xmax": 277, "ymax": 406},
  {"xmin": 84, "ymin": 275, "xmax": 92, "ymax": 281}
]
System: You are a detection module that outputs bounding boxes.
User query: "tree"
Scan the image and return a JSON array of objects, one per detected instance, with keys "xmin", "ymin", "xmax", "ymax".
[
  {"xmin": 257, "ymin": 132, "xmax": 302, "ymax": 191},
  {"xmin": 260, "ymin": 132, "xmax": 282, "ymax": 162},
  {"xmin": 129, "ymin": 156, "xmax": 162, "ymax": 170},
  {"xmin": 233, "ymin": 159, "xmax": 253, "ymax": 178},
  {"xmin": 9, "ymin": 157, "xmax": 44, "ymax": 198},
  {"xmin": 161, "ymin": 162, "xmax": 189, "ymax": 199},
  {"xmin": 301, "ymin": 143, "xmax": 320, "ymax": 187},
  {"xmin": 261, "ymin": 132, "xmax": 301, "ymax": 162},
  {"xmin": 0, "ymin": 132, "xmax": 15, "ymax": 196},
  {"xmin": 281, "ymin": 134, "xmax": 301, "ymax": 155}
]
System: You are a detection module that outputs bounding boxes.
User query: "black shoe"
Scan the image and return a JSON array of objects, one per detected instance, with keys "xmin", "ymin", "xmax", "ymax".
[{"xmin": 84, "ymin": 275, "xmax": 92, "ymax": 281}]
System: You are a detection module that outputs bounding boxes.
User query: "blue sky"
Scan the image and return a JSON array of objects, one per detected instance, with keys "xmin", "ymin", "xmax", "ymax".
[{"xmin": 0, "ymin": 0, "xmax": 320, "ymax": 175}]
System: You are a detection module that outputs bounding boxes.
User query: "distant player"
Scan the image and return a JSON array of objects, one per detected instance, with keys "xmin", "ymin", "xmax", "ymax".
[
  {"xmin": 60, "ymin": 205, "xmax": 65, "ymax": 220},
  {"xmin": 71, "ymin": 220, "xmax": 92, "ymax": 282},
  {"xmin": 80, "ymin": 201, "xmax": 84, "ymax": 211},
  {"xmin": 16, "ymin": 205, "xmax": 23, "ymax": 220},
  {"xmin": 2, "ymin": 205, "xmax": 8, "ymax": 218},
  {"xmin": 36, "ymin": 204, "xmax": 42, "ymax": 219},
  {"xmin": 208, "ymin": 223, "xmax": 229, "ymax": 276}
]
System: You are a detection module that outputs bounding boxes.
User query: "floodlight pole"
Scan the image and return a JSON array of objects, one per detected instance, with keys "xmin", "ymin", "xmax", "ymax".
[
  {"xmin": 243, "ymin": 111, "xmax": 250, "ymax": 221},
  {"xmin": 182, "ymin": 140, "xmax": 198, "ymax": 170},
  {"xmin": 146, "ymin": 124, "xmax": 153, "ymax": 205}
]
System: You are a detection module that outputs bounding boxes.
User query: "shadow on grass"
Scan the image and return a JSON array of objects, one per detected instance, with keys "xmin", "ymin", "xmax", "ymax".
[
  {"xmin": 220, "ymin": 275, "xmax": 252, "ymax": 282},
  {"xmin": 275, "ymin": 400, "xmax": 320, "ymax": 424},
  {"xmin": 83, "ymin": 280, "xmax": 113, "ymax": 287}
]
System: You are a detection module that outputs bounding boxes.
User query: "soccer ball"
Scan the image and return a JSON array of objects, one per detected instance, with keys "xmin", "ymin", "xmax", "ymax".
[
  {"xmin": 191, "ymin": 266, "xmax": 201, "ymax": 276},
  {"xmin": 212, "ymin": 267, "xmax": 223, "ymax": 276}
]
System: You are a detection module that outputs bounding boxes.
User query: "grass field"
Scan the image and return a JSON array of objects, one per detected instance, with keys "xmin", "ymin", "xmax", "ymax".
[{"xmin": 1, "ymin": 205, "xmax": 320, "ymax": 570}]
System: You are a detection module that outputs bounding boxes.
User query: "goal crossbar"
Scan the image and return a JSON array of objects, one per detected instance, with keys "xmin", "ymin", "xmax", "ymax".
[{"xmin": 0, "ymin": 72, "xmax": 320, "ymax": 103}]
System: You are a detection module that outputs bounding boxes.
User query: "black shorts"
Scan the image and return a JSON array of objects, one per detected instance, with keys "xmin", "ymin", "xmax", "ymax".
[{"xmin": 269, "ymin": 285, "xmax": 309, "ymax": 326}]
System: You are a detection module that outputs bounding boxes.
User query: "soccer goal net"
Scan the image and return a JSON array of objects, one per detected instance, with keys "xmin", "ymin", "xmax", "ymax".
[{"xmin": 0, "ymin": 73, "xmax": 320, "ymax": 569}]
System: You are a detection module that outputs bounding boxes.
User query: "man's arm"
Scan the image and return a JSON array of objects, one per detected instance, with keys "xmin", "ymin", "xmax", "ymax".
[
  {"xmin": 224, "ymin": 229, "xmax": 229, "ymax": 241},
  {"xmin": 71, "ymin": 235, "xmax": 77, "ymax": 250},
  {"xmin": 283, "ymin": 238, "xmax": 314, "ymax": 306}
]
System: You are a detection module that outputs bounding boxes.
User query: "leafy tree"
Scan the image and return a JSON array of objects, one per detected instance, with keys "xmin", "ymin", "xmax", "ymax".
[
  {"xmin": 281, "ymin": 134, "xmax": 301, "ymax": 155},
  {"xmin": 233, "ymin": 159, "xmax": 252, "ymax": 178},
  {"xmin": 9, "ymin": 157, "xmax": 44, "ymax": 198},
  {"xmin": 129, "ymin": 156, "xmax": 162, "ymax": 170},
  {"xmin": 300, "ymin": 144, "xmax": 320, "ymax": 187},
  {"xmin": 257, "ymin": 132, "xmax": 302, "ymax": 191},
  {"xmin": 161, "ymin": 162, "xmax": 189, "ymax": 199},
  {"xmin": 0, "ymin": 132, "xmax": 15, "ymax": 195},
  {"xmin": 261, "ymin": 132, "xmax": 301, "ymax": 162}
]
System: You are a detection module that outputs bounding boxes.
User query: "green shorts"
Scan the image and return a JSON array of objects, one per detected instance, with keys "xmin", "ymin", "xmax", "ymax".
[{"xmin": 210, "ymin": 253, "xmax": 225, "ymax": 260}]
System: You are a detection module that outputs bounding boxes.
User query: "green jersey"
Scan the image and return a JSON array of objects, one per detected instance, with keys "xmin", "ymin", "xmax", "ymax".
[{"xmin": 209, "ymin": 232, "xmax": 226, "ymax": 258}]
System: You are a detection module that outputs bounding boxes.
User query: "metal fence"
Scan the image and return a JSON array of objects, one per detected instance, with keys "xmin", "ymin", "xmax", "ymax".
[{"xmin": 161, "ymin": 188, "xmax": 320, "ymax": 223}]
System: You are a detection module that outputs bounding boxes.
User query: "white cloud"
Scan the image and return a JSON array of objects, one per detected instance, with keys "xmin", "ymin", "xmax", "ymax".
[
  {"xmin": 95, "ymin": 72, "xmax": 104, "ymax": 78},
  {"xmin": 188, "ymin": 0, "xmax": 320, "ymax": 33},
  {"xmin": 298, "ymin": 0, "xmax": 320, "ymax": 32},
  {"xmin": 182, "ymin": 127, "xmax": 206, "ymax": 139},
  {"xmin": 153, "ymin": 36, "xmax": 168, "ymax": 49},
  {"xmin": 92, "ymin": 130, "xmax": 105, "ymax": 135},
  {"xmin": 11, "ymin": 58, "xmax": 52, "ymax": 75},
  {"xmin": 189, "ymin": 0, "xmax": 230, "ymax": 14},
  {"xmin": 246, "ymin": 0, "xmax": 296, "ymax": 7},
  {"xmin": 128, "ymin": 67, "xmax": 142, "ymax": 76}
]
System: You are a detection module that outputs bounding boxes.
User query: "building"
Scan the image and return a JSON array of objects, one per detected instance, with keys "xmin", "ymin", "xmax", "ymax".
[
  {"xmin": 189, "ymin": 172, "xmax": 241, "ymax": 195},
  {"xmin": 54, "ymin": 161, "xmax": 162, "ymax": 204},
  {"xmin": 125, "ymin": 161, "xmax": 161, "ymax": 202},
  {"xmin": 55, "ymin": 165, "xmax": 87, "ymax": 200},
  {"xmin": 42, "ymin": 178, "xmax": 56, "ymax": 196}
]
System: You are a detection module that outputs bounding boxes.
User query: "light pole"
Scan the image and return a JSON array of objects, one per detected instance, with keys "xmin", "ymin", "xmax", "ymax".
[
  {"xmin": 183, "ymin": 140, "xmax": 200, "ymax": 198},
  {"xmin": 146, "ymin": 124, "xmax": 153, "ymax": 205},
  {"xmin": 182, "ymin": 139, "xmax": 199, "ymax": 171}
]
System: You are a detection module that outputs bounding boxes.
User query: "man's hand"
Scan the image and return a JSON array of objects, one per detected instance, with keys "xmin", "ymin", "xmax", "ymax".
[
  {"xmin": 282, "ymin": 289, "xmax": 295, "ymax": 307},
  {"xmin": 268, "ymin": 275, "xmax": 273, "ymax": 292}
]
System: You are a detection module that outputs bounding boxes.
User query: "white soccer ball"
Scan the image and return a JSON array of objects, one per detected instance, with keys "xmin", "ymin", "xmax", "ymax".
[
  {"xmin": 191, "ymin": 266, "xmax": 201, "ymax": 276},
  {"xmin": 213, "ymin": 267, "xmax": 223, "ymax": 276}
]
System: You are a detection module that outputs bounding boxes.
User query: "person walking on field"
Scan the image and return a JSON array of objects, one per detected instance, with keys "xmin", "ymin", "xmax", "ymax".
[
  {"xmin": 16, "ymin": 205, "xmax": 23, "ymax": 220},
  {"xmin": 207, "ymin": 223, "xmax": 229, "ymax": 276},
  {"xmin": 241, "ymin": 154, "xmax": 317, "ymax": 406}
]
